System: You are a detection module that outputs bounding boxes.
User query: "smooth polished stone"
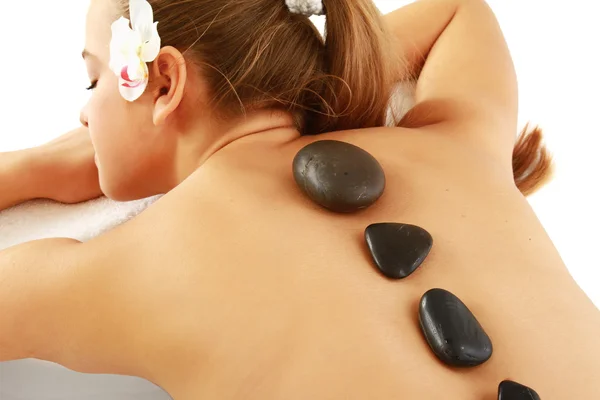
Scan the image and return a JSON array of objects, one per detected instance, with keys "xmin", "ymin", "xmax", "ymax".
[
  {"xmin": 419, "ymin": 288, "xmax": 493, "ymax": 367},
  {"xmin": 364, "ymin": 223, "xmax": 433, "ymax": 279},
  {"xmin": 498, "ymin": 380, "xmax": 541, "ymax": 400},
  {"xmin": 292, "ymin": 140, "xmax": 385, "ymax": 213}
]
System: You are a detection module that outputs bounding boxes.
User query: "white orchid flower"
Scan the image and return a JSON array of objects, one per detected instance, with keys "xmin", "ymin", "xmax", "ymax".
[{"xmin": 109, "ymin": 0, "xmax": 161, "ymax": 102}]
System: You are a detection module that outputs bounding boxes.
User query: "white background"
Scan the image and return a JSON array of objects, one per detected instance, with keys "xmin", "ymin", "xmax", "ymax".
[{"xmin": 0, "ymin": 0, "xmax": 599, "ymax": 311}]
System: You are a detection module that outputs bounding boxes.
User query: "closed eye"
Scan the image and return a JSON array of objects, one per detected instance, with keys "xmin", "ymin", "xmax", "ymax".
[{"xmin": 86, "ymin": 80, "xmax": 98, "ymax": 91}]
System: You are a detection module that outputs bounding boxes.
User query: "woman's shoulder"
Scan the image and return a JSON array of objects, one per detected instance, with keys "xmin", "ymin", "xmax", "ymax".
[
  {"xmin": 159, "ymin": 123, "xmax": 517, "ymax": 217},
  {"xmin": 291, "ymin": 124, "xmax": 516, "ymax": 183},
  {"xmin": 97, "ymin": 122, "xmax": 516, "ymax": 253}
]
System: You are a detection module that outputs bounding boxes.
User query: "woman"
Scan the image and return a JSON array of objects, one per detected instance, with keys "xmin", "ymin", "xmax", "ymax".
[{"xmin": 0, "ymin": 0, "xmax": 597, "ymax": 399}]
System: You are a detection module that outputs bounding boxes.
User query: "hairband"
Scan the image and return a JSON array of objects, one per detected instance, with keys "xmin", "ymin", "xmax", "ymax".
[{"xmin": 285, "ymin": 0, "xmax": 325, "ymax": 16}]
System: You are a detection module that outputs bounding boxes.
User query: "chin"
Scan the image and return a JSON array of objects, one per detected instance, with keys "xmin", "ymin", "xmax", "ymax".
[{"xmin": 100, "ymin": 177, "xmax": 136, "ymax": 202}]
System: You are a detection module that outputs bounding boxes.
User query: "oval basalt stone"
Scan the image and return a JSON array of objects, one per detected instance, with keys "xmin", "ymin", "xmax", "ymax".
[
  {"xmin": 292, "ymin": 140, "xmax": 386, "ymax": 213},
  {"xmin": 419, "ymin": 288, "xmax": 493, "ymax": 367}
]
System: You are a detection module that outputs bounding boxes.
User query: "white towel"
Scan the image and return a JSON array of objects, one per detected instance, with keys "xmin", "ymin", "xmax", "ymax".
[{"xmin": 0, "ymin": 195, "xmax": 161, "ymax": 249}]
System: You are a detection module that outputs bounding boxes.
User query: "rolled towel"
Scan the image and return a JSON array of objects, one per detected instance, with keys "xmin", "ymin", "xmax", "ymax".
[{"xmin": 0, "ymin": 195, "xmax": 161, "ymax": 250}]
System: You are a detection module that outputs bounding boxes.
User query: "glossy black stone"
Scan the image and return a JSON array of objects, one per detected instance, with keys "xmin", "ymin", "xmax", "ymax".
[
  {"xmin": 498, "ymin": 380, "xmax": 541, "ymax": 400},
  {"xmin": 364, "ymin": 223, "xmax": 433, "ymax": 279},
  {"xmin": 292, "ymin": 140, "xmax": 385, "ymax": 213},
  {"xmin": 419, "ymin": 288, "xmax": 493, "ymax": 367}
]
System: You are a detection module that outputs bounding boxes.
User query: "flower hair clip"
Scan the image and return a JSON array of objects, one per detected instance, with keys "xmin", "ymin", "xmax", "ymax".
[
  {"xmin": 285, "ymin": 0, "xmax": 324, "ymax": 16},
  {"xmin": 109, "ymin": 0, "xmax": 161, "ymax": 102}
]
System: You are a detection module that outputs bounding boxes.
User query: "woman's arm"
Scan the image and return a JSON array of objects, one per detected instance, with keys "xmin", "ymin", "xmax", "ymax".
[
  {"xmin": 0, "ymin": 237, "xmax": 147, "ymax": 379},
  {"xmin": 384, "ymin": 0, "xmax": 518, "ymax": 166},
  {"xmin": 385, "ymin": 0, "xmax": 460, "ymax": 81},
  {"xmin": 0, "ymin": 238, "xmax": 82, "ymax": 361},
  {"xmin": 0, "ymin": 127, "xmax": 102, "ymax": 212},
  {"xmin": 0, "ymin": 150, "xmax": 39, "ymax": 211}
]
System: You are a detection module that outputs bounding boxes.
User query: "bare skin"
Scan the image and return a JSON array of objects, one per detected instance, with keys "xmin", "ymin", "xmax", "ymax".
[
  {"xmin": 17, "ymin": 125, "xmax": 598, "ymax": 400},
  {"xmin": 1, "ymin": 0, "xmax": 599, "ymax": 399}
]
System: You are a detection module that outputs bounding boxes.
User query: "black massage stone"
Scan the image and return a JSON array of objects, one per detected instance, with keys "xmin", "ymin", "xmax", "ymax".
[
  {"xmin": 498, "ymin": 380, "xmax": 541, "ymax": 400},
  {"xmin": 419, "ymin": 288, "xmax": 493, "ymax": 367},
  {"xmin": 364, "ymin": 223, "xmax": 433, "ymax": 279},
  {"xmin": 292, "ymin": 140, "xmax": 385, "ymax": 213}
]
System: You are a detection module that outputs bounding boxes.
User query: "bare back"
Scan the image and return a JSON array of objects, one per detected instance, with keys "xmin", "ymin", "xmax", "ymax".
[
  {"xmin": 2, "ymin": 0, "xmax": 598, "ymax": 398},
  {"xmin": 77, "ymin": 124, "xmax": 600, "ymax": 399}
]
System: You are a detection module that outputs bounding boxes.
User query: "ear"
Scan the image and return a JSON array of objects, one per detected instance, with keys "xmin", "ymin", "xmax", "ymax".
[{"xmin": 150, "ymin": 46, "xmax": 187, "ymax": 126}]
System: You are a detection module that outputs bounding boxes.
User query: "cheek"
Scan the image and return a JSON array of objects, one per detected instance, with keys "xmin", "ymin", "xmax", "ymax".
[
  {"xmin": 87, "ymin": 87, "xmax": 135, "ymax": 196},
  {"xmin": 88, "ymin": 84, "xmax": 128, "ymax": 161},
  {"xmin": 86, "ymin": 79, "xmax": 156, "ymax": 197}
]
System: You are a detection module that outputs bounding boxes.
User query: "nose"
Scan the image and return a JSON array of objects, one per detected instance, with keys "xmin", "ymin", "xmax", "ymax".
[
  {"xmin": 80, "ymin": 109, "xmax": 88, "ymax": 128},
  {"xmin": 80, "ymin": 99, "xmax": 90, "ymax": 127}
]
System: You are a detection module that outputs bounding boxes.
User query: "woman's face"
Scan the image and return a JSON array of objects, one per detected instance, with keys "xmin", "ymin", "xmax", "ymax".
[{"xmin": 81, "ymin": 0, "xmax": 172, "ymax": 200}]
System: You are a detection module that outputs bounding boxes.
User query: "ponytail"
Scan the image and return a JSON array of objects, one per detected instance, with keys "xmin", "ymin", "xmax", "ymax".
[{"xmin": 308, "ymin": 0, "xmax": 394, "ymax": 134}]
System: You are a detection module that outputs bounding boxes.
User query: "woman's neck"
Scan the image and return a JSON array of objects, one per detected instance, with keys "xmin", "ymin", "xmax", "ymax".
[{"xmin": 172, "ymin": 108, "xmax": 300, "ymax": 187}]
